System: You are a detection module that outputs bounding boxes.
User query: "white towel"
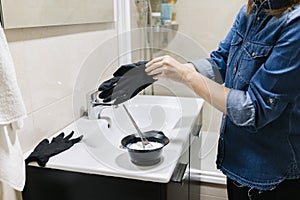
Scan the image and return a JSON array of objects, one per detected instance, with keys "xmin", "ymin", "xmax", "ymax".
[
  {"xmin": 0, "ymin": 25, "xmax": 27, "ymax": 192},
  {"xmin": 0, "ymin": 26, "xmax": 26, "ymax": 124},
  {"xmin": 0, "ymin": 182, "xmax": 22, "ymax": 200},
  {"xmin": 0, "ymin": 124, "xmax": 25, "ymax": 192}
]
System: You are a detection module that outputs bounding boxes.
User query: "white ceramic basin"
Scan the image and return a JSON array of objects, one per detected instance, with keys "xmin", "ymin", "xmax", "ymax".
[
  {"xmin": 83, "ymin": 97, "xmax": 182, "ymax": 149},
  {"xmin": 80, "ymin": 95, "xmax": 203, "ymax": 176},
  {"xmin": 26, "ymin": 95, "xmax": 204, "ymax": 183}
]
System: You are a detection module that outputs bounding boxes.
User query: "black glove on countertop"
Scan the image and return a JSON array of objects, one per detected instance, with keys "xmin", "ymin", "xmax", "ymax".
[
  {"xmin": 25, "ymin": 131, "xmax": 83, "ymax": 167},
  {"xmin": 98, "ymin": 61, "xmax": 156, "ymax": 105}
]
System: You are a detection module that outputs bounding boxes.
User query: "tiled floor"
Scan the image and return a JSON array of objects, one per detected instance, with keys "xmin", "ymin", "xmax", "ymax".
[
  {"xmin": 190, "ymin": 180, "xmax": 228, "ymax": 200},
  {"xmin": 200, "ymin": 182, "xmax": 228, "ymax": 200}
]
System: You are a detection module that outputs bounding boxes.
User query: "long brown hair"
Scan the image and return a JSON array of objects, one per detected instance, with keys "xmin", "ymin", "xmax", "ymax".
[{"xmin": 246, "ymin": 0, "xmax": 300, "ymax": 15}]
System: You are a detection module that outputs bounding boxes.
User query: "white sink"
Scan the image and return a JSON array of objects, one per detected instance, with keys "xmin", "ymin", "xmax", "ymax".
[
  {"xmin": 26, "ymin": 95, "xmax": 204, "ymax": 183},
  {"xmin": 83, "ymin": 96, "xmax": 183, "ymax": 149}
]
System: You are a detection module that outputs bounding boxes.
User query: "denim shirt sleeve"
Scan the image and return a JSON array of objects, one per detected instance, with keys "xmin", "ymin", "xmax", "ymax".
[
  {"xmin": 191, "ymin": 57, "xmax": 257, "ymax": 127},
  {"xmin": 189, "ymin": 58, "xmax": 224, "ymax": 84},
  {"xmin": 246, "ymin": 12, "xmax": 300, "ymax": 129},
  {"xmin": 227, "ymin": 90, "xmax": 255, "ymax": 126}
]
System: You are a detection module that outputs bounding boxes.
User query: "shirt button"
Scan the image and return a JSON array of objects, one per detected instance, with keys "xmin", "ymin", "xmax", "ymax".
[
  {"xmin": 269, "ymin": 98, "xmax": 274, "ymax": 104},
  {"xmin": 257, "ymin": 17, "xmax": 261, "ymax": 21},
  {"xmin": 251, "ymin": 52, "xmax": 256, "ymax": 57}
]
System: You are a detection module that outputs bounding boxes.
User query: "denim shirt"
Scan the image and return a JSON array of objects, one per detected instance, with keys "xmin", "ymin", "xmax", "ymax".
[{"xmin": 191, "ymin": 0, "xmax": 300, "ymax": 190}]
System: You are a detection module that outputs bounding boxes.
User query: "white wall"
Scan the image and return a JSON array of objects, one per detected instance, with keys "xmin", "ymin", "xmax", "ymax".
[{"xmin": 6, "ymin": 22, "xmax": 118, "ymax": 152}]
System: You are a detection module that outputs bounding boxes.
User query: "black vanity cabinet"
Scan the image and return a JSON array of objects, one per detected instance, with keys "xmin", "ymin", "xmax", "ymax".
[
  {"xmin": 22, "ymin": 138, "xmax": 195, "ymax": 200},
  {"xmin": 23, "ymin": 139, "xmax": 198, "ymax": 200},
  {"xmin": 23, "ymin": 112, "xmax": 202, "ymax": 200},
  {"xmin": 23, "ymin": 164, "xmax": 190, "ymax": 200}
]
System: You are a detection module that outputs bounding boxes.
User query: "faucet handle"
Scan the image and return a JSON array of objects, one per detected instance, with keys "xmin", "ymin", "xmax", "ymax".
[
  {"xmin": 89, "ymin": 90, "xmax": 101, "ymax": 103},
  {"xmin": 88, "ymin": 90, "xmax": 114, "ymax": 108},
  {"xmin": 86, "ymin": 90, "xmax": 114, "ymax": 120},
  {"xmin": 91, "ymin": 102, "xmax": 112, "ymax": 107}
]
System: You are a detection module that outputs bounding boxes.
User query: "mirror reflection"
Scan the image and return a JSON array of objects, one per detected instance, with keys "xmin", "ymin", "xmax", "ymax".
[{"xmin": 0, "ymin": 0, "xmax": 114, "ymax": 29}]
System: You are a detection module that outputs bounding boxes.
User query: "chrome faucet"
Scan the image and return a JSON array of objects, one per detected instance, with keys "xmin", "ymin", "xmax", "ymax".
[{"xmin": 87, "ymin": 91, "xmax": 112, "ymax": 120}]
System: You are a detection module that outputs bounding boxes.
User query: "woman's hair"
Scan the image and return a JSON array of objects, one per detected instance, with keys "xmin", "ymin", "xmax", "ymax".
[{"xmin": 247, "ymin": 0, "xmax": 300, "ymax": 15}]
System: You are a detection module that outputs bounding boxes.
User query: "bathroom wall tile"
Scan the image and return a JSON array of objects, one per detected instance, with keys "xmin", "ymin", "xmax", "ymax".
[
  {"xmin": 23, "ymin": 28, "xmax": 116, "ymax": 112},
  {"xmin": 72, "ymin": 36, "xmax": 119, "ymax": 118},
  {"xmin": 30, "ymin": 95, "xmax": 75, "ymax": 150},
  {"xmin": 26, "ymin": 40, "xmax": 77, "ymax": 111},
  {"xmin": 6, "ymin": 24, "xmax": 117, "ymax": 115},
  {"xmin": 176, "ymin": 0, "xmax": 243, "ymax": 53},
  {"xmin": 16, "ymin": 98, "xmax": 72, "ymax": 153}
]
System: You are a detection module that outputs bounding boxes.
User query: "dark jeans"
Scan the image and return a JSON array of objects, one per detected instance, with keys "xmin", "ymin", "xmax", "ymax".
[{"xmin": 227, "ymin": 177, "xmax": 300, "ymax": 200}]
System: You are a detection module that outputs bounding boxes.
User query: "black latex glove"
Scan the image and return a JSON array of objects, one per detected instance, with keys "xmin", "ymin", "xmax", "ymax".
[
  {"xmin": 25, "ymin": 131, "xmax": 83, "ymax": 167},
  {"xmin": 98, "ymin": 61, "xmax": 156, "ymax": 105}
]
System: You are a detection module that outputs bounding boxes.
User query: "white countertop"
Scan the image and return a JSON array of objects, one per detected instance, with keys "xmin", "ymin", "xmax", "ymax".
[{"xmin": 24, "ymin": 96, "xmax": 204, "ymax": 184}]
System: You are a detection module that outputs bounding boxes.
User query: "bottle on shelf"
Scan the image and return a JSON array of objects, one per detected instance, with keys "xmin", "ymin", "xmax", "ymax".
[
  {"xmin": 161, "ymin": 0, "xmax": 172, "ymax": 25},
  {"xmin": 168, "ymin": 0, "xmax": 177, "ymax": 23}
]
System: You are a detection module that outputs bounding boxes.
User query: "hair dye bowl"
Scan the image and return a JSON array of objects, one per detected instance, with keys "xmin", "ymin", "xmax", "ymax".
[{"xmin": 121, "ymin": 131, "xmax": 169, "ymax": 166}]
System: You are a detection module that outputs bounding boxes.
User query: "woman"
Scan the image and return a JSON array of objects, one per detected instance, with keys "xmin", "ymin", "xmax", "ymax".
[{"xmin": 145, "ymin": 0, "xmax": 300, "ymax": 199}]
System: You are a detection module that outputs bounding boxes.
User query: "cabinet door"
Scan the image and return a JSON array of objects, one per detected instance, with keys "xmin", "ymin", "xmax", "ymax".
[
  {"xmin": 167, "ymin": 167, "xmax": 189, "ymax": 200},
  {"xmin": 189, "ymin": 110, "xmax": 202, "ymax": 200},
  {"xmin": 23, "ymin": 166, "xmax": 163, "ymax": 200},
  {"xmin": 168, "ymin": 130, "xmax": 201, "ymax": 200},
  {"xmin": 190, "ymin": 135, "xmax": 201, "ymax": 200},
  {"xmin": 166, "ymin": 136, "xmax": 190, "ymax": 200}
]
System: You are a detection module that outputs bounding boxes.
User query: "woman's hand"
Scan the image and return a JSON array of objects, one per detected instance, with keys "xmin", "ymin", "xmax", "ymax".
[
  {"xmin": 146, "ymin": 55, "xmax": 230, "ymax": 114},
  {"xmin": 145, "ymin": 55, "xmax": 197, "ymax": 83}
]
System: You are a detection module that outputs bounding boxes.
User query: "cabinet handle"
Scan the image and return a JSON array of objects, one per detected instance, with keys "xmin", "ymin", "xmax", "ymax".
[
  {"xmin": 192, "ymin": 110, "xmax": 203, "ymax": 137},
  {"xmin": 191, "ymin": 124, "xmax": 202, "ymax": 137},
  {"xmin": 171, "ymin": 163, "xmax": 188, "ymax": 184}
]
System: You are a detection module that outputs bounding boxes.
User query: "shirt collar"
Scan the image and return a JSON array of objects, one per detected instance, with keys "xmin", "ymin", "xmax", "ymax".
[{"xmin": 253, "ymin": 0, "xmax": 290, "ymax": 10}]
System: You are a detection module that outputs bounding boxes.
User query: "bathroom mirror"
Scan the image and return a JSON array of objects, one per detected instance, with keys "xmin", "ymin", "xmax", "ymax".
[{"xmin": 0, "ymin": 0, "xmax": 114, "ymax": 29}]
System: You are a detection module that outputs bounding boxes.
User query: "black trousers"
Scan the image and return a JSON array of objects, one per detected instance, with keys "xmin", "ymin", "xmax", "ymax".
[{"xmin": 227, "ymin": 177, "xmax": 300, "ymax": 200}]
